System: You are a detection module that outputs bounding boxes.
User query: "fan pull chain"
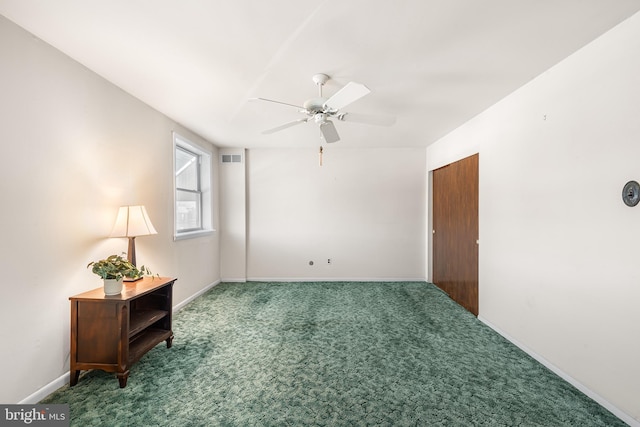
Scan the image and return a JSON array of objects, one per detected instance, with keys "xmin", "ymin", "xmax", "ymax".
[{"xmin": 319, "ymin": 146, "xmax": 323, "ymax": 166}]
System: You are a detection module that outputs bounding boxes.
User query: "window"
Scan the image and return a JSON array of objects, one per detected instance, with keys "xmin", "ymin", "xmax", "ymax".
[{"xmin": 173, "ymin": 132, "xmax": 213, "ymax": 240}]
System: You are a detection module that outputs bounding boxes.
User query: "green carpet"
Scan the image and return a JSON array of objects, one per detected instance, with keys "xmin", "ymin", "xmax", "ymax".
[{"xmin": 42, "ymin": 281, "xmax": 623, "ymax": 426}]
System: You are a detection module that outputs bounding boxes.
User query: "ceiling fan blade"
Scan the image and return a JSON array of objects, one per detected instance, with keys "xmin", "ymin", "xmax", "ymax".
[
  {"xmin": 250, "ymin": 97, "xmax": 304, "ymax": 110},
  {"xmin": 323, "ymin": 82, "xmax": 371, "ymax": 111},
  {"xmin": 337, "ymin": 112, "xmax": 396, "ymax": 126},
  {"xmin": 262, "ymin": 118, "xmax": 308, "ymax": 134},
  {"xmin": 319, "ymin": 120, "xmax": 340, "ymax": 143}
]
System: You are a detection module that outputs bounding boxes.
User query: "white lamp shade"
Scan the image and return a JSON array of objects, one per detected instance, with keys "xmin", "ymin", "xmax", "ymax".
[{"xmin": 110, "ymin": 205, "xmax": 158, "ymax": 238}]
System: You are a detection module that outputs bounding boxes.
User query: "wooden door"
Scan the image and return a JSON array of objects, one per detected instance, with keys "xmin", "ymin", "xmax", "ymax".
[{"xmin": 432, "ymin": 154, "xmax": 479, "ymax": 315}]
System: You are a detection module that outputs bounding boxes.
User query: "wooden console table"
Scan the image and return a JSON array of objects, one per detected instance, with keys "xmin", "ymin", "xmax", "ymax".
[{"xmin": 69, "ymin": 276, "xmax": 177, "ymax": 388}]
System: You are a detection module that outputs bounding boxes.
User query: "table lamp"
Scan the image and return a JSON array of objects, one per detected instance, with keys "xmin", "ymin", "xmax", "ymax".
[{"xmin": 110, "ymin": 205, "xmax": 157, "ymax": 276}]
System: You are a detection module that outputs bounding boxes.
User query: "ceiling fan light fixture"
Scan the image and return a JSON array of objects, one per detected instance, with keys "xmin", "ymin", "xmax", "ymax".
[{"xmin": 314, "ymin": 113, "xmax": 327, "ymax": 124}]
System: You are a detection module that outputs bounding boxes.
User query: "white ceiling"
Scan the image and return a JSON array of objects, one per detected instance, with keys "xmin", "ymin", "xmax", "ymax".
[{"xmin": 2, "ymin": 0, "xmax": 640, "ymax": 149}]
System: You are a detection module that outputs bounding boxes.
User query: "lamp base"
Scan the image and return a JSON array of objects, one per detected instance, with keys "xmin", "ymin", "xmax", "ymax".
[{"xmin": 127, "ymin": 236, "xmax": 137, "ymax": 267}]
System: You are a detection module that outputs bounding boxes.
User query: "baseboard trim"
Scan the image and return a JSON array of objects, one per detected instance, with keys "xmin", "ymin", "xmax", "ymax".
[
  {"xmin": 478, "ymin": 315, "xmax": 639, "ymax": 427},
  {"xmin": 19, "ymin": 373, "xmax": 68, "ymax": 404},
  {"xmin": 245, "ymin": 277, "xmax": 426, "ymax": 282},
  {"xmin": 173, "ymin": 279, "xmax": 221, "ymax": 312}
]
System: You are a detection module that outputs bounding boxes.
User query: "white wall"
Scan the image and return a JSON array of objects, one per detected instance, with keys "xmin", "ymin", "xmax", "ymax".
[
  {"xmin": 428, "ymin": 12, "xmax": 640, "ymax": 424},
  {"xmin": 0, "ymin": 16, "xmax": 219, "ymax": 403},
  {"xmin": 219, "ymin": 148, "xmax": 247, "ymax": 281},
  {"xmin": 246, "ymin": 147, "xmax": 426, "ymax": 281}
]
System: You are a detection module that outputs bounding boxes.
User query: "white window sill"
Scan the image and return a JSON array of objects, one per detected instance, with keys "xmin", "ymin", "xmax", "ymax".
[{"xmin": 173, "ymin": 229, "xmax": 216, "ymax": 241}]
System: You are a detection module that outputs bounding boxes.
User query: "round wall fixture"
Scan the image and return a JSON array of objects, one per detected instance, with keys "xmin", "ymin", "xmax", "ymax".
[{"xmin": 622, "ymin": 180, "xmax": 640, "ymax": 206}]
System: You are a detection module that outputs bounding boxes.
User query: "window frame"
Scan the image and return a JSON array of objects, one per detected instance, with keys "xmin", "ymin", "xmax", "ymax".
[
  {"xmin": 173, "ymin": 132, "xmax": 214, "ymax": 240},
  {"xmin": 175, "ymin": 145, "xmax": 203, "ymax": 232}
]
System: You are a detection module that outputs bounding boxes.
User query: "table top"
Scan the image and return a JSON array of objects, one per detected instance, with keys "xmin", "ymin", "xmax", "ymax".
[{"xmin": 69, "ymin": 276, "xmax": 177, "ymax": 301}]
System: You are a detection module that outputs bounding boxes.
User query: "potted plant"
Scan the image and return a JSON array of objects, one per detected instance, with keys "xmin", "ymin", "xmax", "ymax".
[{"xmin": 87, "ymin": 253, "xmax": 153, "ymax": 295}]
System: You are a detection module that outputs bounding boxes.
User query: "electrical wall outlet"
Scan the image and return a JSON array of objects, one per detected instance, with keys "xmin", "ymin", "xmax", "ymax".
[{"xmin": 327, "ymin": 258, "xmax": 332, "ymax": 264}]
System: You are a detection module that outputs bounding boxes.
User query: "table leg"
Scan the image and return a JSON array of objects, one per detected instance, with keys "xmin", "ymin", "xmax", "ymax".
[
  {"xmin": 166, "ymin": 333, "xmax": 174, "ymax": 349},
  {"xmin": 70, "ymin": 370, "xmax": 80, "ymax": 387},
  {"xmin": 117, "ymin": 371, "xmax": 129, "ymax": 388}
]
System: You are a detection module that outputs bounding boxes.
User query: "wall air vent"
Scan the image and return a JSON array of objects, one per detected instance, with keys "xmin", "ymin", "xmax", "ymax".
[{"xmin": 221, "ymin": 154, "xmax": 242, "ymax": 163}]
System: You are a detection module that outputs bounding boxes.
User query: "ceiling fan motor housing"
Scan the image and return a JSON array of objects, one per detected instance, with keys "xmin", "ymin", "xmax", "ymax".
[{"xmin": 303, "ymin": 97, "xmax": 328, "ymax": 113}]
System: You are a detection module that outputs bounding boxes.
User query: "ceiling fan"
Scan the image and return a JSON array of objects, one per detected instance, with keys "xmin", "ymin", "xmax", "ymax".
[{"xmin": 253, "ymin": 73, "xmax": 396, "ymax": 143}]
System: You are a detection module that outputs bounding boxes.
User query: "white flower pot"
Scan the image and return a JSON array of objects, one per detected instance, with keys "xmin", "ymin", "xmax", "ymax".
[{"xmin": 103, "ymin": 278, "xmax": 124, "ymax": 295}]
